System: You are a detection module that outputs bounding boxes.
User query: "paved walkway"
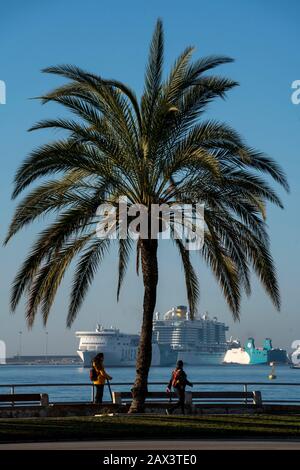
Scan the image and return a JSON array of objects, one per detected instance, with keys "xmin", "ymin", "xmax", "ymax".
[{"xmin": 0, "ymin": 439, "xmax": 300, "ymax": 450}]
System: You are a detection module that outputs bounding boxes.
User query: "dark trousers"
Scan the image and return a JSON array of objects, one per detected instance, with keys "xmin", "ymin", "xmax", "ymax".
[
  {"xmin": 95, "ymin": 384, "xmax": 104, "ymax": 404},
  {"xmin": 170, "ymin": 387, "xmax": 185, "ymax": 414}
]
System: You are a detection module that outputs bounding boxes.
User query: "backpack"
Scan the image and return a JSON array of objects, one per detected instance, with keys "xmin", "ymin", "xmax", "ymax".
[
  {"xmin": 171, "ymin": 369, "xmax": 186, "ymax": 388},
  {"xmin": 89, "ymin": 366, "xmax": 98, "ymax": 381}
]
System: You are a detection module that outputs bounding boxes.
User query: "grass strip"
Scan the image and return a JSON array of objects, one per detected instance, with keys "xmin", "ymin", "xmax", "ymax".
[{"xmin": 0, "ymin": 414, "xmax": 300, "ymax": 442}]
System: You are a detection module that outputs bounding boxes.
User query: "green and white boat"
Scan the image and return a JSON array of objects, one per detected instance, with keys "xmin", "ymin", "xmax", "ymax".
[{"xmin": 223, "ymin": 338, "xmax": 287, "ymax": 365}]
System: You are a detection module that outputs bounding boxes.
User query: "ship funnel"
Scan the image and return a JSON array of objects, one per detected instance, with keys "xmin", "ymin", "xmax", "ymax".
[
  {"xmin": 246, "ymin": 338, "xmax": 255, "ymax": 350},
  {"xmin": 263, "ymin": 338, "xmax": 273, "ymax": 350}
]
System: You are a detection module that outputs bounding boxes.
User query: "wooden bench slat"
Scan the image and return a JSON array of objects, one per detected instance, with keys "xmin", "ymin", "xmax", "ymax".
[
  {"xmin": 0, "ymin": 393, "xmax": 49, "ymax": 406},
  {"xmin": 116, "ymin": 391, "xmax": 254, "ymax": 399},
  {"xmin": 146, "ymin": 392, "xmax": 177, "ymax": 398},
  {"xmin": 192, "ymin": 391, "xmax": 254, "ymax": 398},
  {"xmin": 0, "ymin": 394, "xmax": 42, "ymax": 402},
  {"xmin": 116, "ymin": 392, "xmax": 178, "ymax": 399},
  {"xmin": 112, "ymin": 390, "xmax": 262, "ymax": 406}
]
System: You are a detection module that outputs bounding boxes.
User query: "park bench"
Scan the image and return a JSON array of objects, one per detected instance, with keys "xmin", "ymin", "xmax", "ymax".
[
  {"xmin": 0, "ymin": 393, "xmax": 49, "ymax": 407},
  {"xmin": 191, "ymin": 391, "xmax": 262, "ymax": 406},
  {"xmin": 112, "ymin": 391, "xmax": 185, "ymax": 405},
  {"xmin": 112, "ymin": 390, "xmax": 262, "ymax": 407}
]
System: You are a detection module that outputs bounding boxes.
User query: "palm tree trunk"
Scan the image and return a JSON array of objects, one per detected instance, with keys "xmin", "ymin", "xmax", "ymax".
[{"xmin": 129, "ymin": 239, "xmax": 158, "ymax": 413}]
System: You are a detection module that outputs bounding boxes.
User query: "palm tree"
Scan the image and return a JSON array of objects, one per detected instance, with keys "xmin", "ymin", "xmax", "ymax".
[{"xmin": 5, "ymin": 20, "xmax": 288, "ymax": 412}]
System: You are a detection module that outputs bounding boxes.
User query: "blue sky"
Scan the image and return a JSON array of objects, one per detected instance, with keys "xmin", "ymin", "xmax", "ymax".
[{"xmin": 0, "ymin": 0, "xmax": 299, "ymax": 356}]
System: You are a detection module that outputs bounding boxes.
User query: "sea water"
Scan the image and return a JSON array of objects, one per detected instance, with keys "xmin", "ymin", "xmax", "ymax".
[{"xmin": 0, "ymin": 364, "xmax": 299, "ymax": 403}]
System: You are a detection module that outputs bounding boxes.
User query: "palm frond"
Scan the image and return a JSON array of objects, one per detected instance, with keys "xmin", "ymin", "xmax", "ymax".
[
  {"xmin": 203, "ymin": 230, "xmax": 240, "ymax": 319},
  {"xmin": 174, "ymin": 238, "xmax": 199, "ymax": 319},
  {"xmin": 67, "ymin": 238, "xmax": 110, "ymax": 327},
  {"xmin": 141, "ymin": 19, "xmax": 164, "ymax": 136},
  {"xmin": 7, "ymin": 20, "xmax": 287, "ymax": 326}
]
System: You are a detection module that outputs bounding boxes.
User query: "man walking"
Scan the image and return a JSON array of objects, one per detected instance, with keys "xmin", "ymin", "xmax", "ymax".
[{"xmin": 166, "ymin": 360, "xmax": 193, "ymax": 414}]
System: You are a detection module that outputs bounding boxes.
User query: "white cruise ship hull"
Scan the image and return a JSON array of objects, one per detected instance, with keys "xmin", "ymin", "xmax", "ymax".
[
  {"xmin": 78, "ymin": 350, "xmax": 135, "ymax": 367},
  {"xmin": 78, "ymin": 349, "xmax": 224, "ymax": 367},
  {"xmin": 77, "ymin": 343, "xmax": 161, "ymax": 367},
  {"xmin": 176, "ymin": 351, "xmax": 225, "ymax": 365}
]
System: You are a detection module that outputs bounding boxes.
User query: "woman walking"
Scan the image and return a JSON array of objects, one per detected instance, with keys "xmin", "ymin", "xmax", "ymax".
[{"xmin": 92, "ymin": 353, "xmax": 112, "ymax": 404}]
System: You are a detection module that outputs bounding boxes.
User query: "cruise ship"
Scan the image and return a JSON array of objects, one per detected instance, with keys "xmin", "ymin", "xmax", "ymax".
[
  {"xmin": 76, "ymin": 306, "xmax": 229, "ymax": 366},
  {"xmin": 153, "ymin": 306, "xmax": 228, "ymax": 365}
]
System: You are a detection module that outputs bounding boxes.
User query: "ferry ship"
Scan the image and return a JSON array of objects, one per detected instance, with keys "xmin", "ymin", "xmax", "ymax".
[
  {"xmin": 223, "ymin": 337, "xmax": 287, "ymax": 365},
  {"xmin": 76, "ymin": 325, "xmax": 160, "ymax": 367},
  {"xmin": 76, "ymin": 306, "xmax": 229, "ymax": 367}
]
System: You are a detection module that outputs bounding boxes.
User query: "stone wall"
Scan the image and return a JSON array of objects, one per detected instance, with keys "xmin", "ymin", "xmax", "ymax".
[{"xmin": 0, "ymin": 402, "xmax": 299, "ymax": 418}]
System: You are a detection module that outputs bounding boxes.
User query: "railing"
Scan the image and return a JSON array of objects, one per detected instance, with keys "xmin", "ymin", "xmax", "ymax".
[{"xmin": 0, "ymin": 381, "xmax": 300, "ymax": 405}]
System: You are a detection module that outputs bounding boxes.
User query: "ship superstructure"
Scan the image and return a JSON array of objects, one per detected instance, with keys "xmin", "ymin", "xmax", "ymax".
[{"xmin": 152, "ymin": 306, "xmax": 228, "ymax": 365}]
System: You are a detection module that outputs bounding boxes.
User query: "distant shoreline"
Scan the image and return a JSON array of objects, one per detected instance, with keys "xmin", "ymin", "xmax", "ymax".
[{"xmin": 4, "ymin": 355, "xmax": 81, "ymax": 366}]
